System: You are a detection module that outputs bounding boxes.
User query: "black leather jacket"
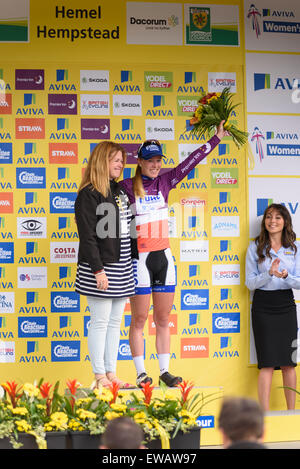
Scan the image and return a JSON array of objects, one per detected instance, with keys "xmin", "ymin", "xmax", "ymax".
[{"xmin": 75, "ymin": 181, "xmax": 138, "ymax": 273}]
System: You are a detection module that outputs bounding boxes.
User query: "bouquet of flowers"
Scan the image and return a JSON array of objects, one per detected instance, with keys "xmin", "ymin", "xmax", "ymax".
[{"xmin": 189, "ymin": 87, "xmax": 248, "ymax": 148}]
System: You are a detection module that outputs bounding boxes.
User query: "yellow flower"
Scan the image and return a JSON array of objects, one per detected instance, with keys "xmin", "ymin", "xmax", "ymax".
[
  {"xmin": 47, "ymin": 411, "xmax": 68, "ymax": 430},
  {"xmin": 15, "ymin": 419, "xmax": 32, "ymax": 432},
  {"xmin": 110, "ymin": 403, "xmax": 127, "ymax": 413},
  {"xmin": 76, "ymin": 409, "xmax": 97, "ymax": 420},
  {"xmin": 68, "ymin": 419, "xmax": 85, "ymax": 431},
  {"xmin": 195, "ymin": 106, "xmax": 203, "ymax": 119},
  {"xmin": 133, "ymin": 412, "xmax": 147, "ymax": 424},
  {"xmin": 37, "ymin": 404, "xmax": 46, "ymax": 410},
  {"xmin": 94, "ymin": 387, "xmax": 113, "ymax": 402},
  {"xmin": 11, "ymin": 406, "xmax": 28, "ymax": 416},
  {"xmin": 76, "ymin": 397, "xmax": 92, "ymax": 406},
  {"xmin": 207, "ymin": 95, "xmax": 218, "ymax": 103},
  {"xmin": 23, "ymin": 383, "xmax": 39, "ymax": 397},
  {"xmin": 104, "ymin": 411, "xmax": 120, "ymax": 420}
]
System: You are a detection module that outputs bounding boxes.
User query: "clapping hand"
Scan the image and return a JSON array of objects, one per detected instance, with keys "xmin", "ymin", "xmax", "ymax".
[{"xmin": 269, "ymin": 258, "xmax": 288, "ymax": 279}]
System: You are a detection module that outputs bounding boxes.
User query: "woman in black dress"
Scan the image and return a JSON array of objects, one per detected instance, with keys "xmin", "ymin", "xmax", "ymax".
[{"xmin": 246, "ymin": 203, "xmax": 300, "ymax": 410}]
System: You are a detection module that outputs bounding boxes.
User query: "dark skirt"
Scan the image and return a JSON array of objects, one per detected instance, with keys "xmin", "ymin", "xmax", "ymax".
[{"xmin": 252, "ymin": 289, "xmax": 298, "ymax": 370}]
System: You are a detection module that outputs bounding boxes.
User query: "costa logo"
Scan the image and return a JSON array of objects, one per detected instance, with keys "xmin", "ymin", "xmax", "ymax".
[
  {"xmin": 181, "ymin": 338, "xmax": 209, "ymax": 358},
  {"xmin": 15, "ymin": 118, "xmax": 45, "ymax": 139},
  {"xmin": 0, "ymin": 193, "xmax": 13, "ymax": 213},
  {"xmin": 49, "ymin": 143, "xmax": 78, "ymax": 164}
]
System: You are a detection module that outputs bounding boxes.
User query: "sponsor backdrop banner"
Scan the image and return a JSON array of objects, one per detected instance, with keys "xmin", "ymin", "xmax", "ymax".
[
  {"xmin": 0, "ymin": 0, "xmax": 298, "ymax": 418},
  {"xmin": 244, "ymin": 0, "xmax": 300, "ymax": 376}
]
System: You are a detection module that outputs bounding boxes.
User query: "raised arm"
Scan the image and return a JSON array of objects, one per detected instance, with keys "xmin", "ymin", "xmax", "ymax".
[{"xmin": 165, "ymin": 121, "xmax": 225, "ymax": 189}]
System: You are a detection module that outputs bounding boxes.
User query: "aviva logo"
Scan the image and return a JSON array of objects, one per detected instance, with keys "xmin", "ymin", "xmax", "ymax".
[
  {"xmin": 220, "ymin": 336, "xmax": 232, "ymax": 348},
  {"xmin": 121, "ymin": 71, "xmax": 133, "ymax": 82},
  {"xmin": 60, "ymin": 266, "xmax": 72, "ymax": 278},
  {"xmin": 254, "ymin": 73, "xmax": 271, "ymax": 91},
  {"xmin": 27, "ymin": 341, "xmax": 39, "ymax": 353},
  {"xmin": 218, "ymin": 143, "xmax": 230, "ymax": 155},
  {"xmin": 122, "ymin": 119, "xmax": 134, "ymax": 131},
  {"xmin": 221, "ymin": 288, "xmax": 232, "ymax": 300},
  {"xmin": 153, "ymin": 95, "xmax": 165, "ymax": 107},
  {"xmin": 257, "ymin": 198, "xmax": 273, "ymax": 216},
  {"xmin": 26, "ymin": 242, "xmax": 38, "ymax": 254},
  {"xmin": 56, "ymin": 70, "xmax": 69, "ymax": 81},
  {"xmin": 60, "ymin": 316, "xmax": 72, "ymax": 328},
  {"xmin": 220, "ymin": 240, "xmax": 231, "ymax": 252},
  {"xmin": 189, "ymin": 313, "xmax": 201, "ymax": 325},
  {"xmin": 189, "ymin": 265, "xmax": 201, "ymax": 276},
  {"xmin": 26, "ymin": 292, "xmax": 39, "ymax": 304},
  {"xmin": 219, "ymin": 192, "xmax": 231, "ymax": 204},
  {"xmin": 185, "ymin": 72, "xmax": 196, "ymax": 83}
]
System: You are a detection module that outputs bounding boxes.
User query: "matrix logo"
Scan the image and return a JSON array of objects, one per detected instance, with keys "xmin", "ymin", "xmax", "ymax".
[{"xmin": 254, "ymin": 73, "xmax": 271, "ymax": 91}]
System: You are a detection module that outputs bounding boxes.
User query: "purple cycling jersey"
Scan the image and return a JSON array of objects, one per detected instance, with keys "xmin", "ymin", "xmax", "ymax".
[{"xmin": 119, "ymin": 135, "xmax": 220, "ymax": 252}]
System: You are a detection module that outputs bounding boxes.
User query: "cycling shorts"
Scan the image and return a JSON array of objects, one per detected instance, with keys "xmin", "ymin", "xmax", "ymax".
[{"xmin": 132, "ymin": 248, "xmax": 176, "ymax": 295}]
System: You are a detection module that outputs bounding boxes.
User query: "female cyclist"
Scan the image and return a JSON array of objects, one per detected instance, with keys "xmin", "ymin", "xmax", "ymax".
[{"xmin": 120, "ymin": 121, "xmax": 226, "ymax": 387}]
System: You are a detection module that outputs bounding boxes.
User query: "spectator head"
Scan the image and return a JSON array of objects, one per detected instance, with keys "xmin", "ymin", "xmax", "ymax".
[
  {"xmin": 218, "ymin": 397, "xmax": 264, "ymax": 448},
  {"xmin": 100, "ymin": 417, "xmax": 145, "ymax": 449}
]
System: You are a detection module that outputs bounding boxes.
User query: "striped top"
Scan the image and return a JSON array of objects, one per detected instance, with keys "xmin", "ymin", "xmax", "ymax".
[{"xmin": 75, "ymin": 193, "xmax": 135, "ymax": 299}]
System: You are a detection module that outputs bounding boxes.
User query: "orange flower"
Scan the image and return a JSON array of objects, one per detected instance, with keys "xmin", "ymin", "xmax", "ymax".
[
  {"xmin": 140, "ymin": 381, "xmax": 154, "ymax": 405},
  {"xmin": 2, "ymin": 380, "xmax": 23, "ymax": 408},
  {"xmin": 189, "ymin": 116, "xmax": 199, "ymax": 125},
  {"xmin": 177, "ymin": 380, "xmax": 194, "ymax": 405},
  {"xmin": 108, "ymin": 381, "xmax": 121, "ymax": 404}
]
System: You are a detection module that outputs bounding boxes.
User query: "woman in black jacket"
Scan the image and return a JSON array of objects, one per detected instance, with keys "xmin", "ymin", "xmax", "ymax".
[{"xmin": 75, "ymin": 141, "xmax": 136, "ymax": 389}]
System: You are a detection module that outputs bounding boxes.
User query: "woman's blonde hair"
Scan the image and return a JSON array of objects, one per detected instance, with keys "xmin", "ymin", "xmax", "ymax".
[
  {"xmin": 132, "ymin": 164, "xmax": 146, "ymax": 199},
  {"xmin": 78, "ymin": 141, "xmax": 126, "ymax": 197}
]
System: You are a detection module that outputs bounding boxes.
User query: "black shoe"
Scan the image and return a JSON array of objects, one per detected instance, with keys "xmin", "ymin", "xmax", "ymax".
[
  {"xmin": 159, "ymin": 372, "xmax": 182, "ymax": 387},
  {"xmin": 136, "ymin": 372, "xmax": 153, "ymax": 388}
]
